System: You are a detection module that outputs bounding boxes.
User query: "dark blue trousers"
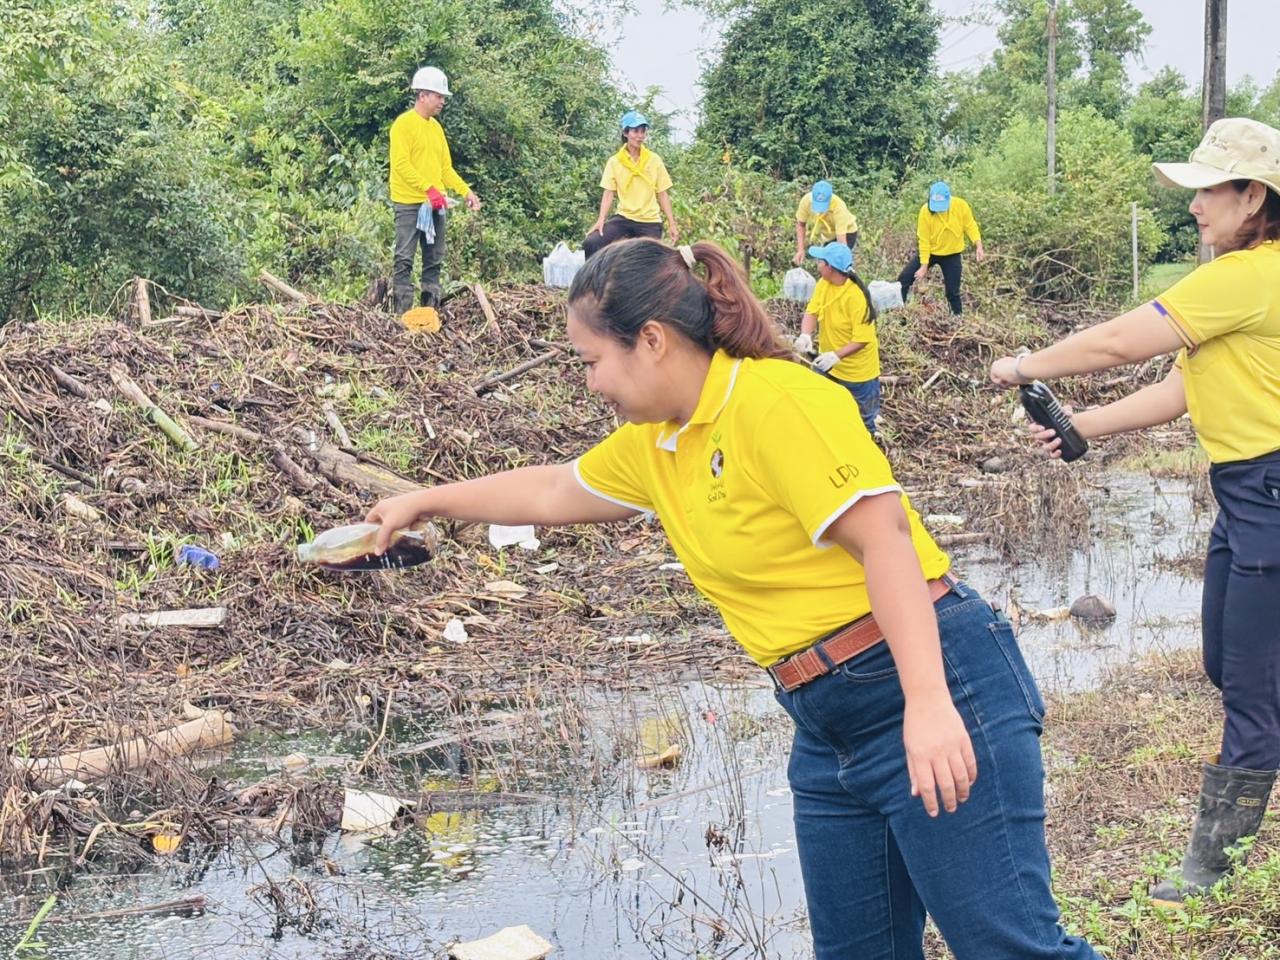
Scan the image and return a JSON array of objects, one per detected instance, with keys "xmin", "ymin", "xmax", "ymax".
[{"xmin": 1202, "ymin": 449, "xmax": 1280, "ymax": 771}]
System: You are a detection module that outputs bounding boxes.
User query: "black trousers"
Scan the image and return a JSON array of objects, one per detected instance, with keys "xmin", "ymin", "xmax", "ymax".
[
  {"xmin": 899, "ymin": 251, "xmax": 963, "ymax": 315},
  {"xmin": 584, "ymin": 215, "xmax": 663, "ymax": 258},
  {"xmin": 1202, "ymin": 449, "xmax": 1280, "ymax": 770}
]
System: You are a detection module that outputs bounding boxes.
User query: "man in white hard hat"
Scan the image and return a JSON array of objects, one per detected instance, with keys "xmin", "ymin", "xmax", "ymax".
[{"xmin": 388, "ymin": 66, "xmax": 481, "ymax": 314}]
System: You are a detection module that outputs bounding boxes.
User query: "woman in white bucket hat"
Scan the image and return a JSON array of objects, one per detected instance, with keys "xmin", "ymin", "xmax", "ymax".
[{"xmin": 990, "ymin": 117, "xmax": 1280, "ymax": 906}]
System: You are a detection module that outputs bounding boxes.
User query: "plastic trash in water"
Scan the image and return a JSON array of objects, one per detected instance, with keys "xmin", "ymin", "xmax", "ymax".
[
  {"xmin": 542, "ymin": 241, "xmax": 585, "ymax": 288},
  {"xmin": 176, "ymin": 545, "xmax": 220, "ymax": 570},
  {"xmin": 868, "ymin": 280, "xmax": 904, "ymax": 313},
  {"xmin": 782, "ymin": 267, "xmax": 817, "ymax": 302}
]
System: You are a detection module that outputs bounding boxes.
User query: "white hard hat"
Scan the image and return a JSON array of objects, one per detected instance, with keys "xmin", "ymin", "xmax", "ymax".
[{"xmin": 411, "ymin": 66, "xmax": 450, "ymax": 96}]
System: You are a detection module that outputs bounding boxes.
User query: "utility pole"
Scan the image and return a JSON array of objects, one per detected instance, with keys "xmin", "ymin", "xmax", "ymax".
[
  {"xmin": 1202, "ymin": 0, "xmax": 1227, "ymax": 131},
  {"xmin": 1201, "ymin": 0, "xmax": 1227, "ymax": 262},
  {"xmin": 1047, "ymin": 0, "xmax": 1057, "ymax": 196}
]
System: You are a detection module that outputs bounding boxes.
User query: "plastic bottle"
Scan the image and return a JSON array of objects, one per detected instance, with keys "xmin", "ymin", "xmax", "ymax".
[
  {"xmin": 542, "ymin": 242, "xmax": 585, "ymax": 288},
  {"xmin": 297, "ymin": 522, "xmax": 440, "ymax": 571},
  {"xmin": 1019, "ymin": 381, "xmax": 1090, "ymax": 462},
  {"xmin": 782, "ymin": 268, "xmax": 816, "ymax": 303}
]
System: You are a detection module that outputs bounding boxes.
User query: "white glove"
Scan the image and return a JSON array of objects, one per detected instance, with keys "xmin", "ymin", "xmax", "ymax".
[
  {"xmin": 793, "ymin": 332, "xmax": 814, "ymax": 355},
  {"xmin": 811, "ymin": 351, "xmax": 840, "ymax": 373}
]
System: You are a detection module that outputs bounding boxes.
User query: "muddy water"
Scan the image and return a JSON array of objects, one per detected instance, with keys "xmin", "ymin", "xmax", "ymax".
[{"xmin": 1, "ymin": 473, "xmax": 1208, "ymax": 959}]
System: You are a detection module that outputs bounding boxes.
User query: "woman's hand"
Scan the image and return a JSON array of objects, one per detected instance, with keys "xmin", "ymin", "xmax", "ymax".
[
  {"xmin": 667, "ymin": 221, "xmax": 680, "ymax": 244},
  {"xmin": 1026, "ymin": 402, "xmax": 1074, "ymax": 458},
  {"xmin": 989, "ymin": 355, "xmax": 1029, "ymax": 387},
  {"xmin": 365, "ymin": 490, "xmax": 432, "ymax": 554},
  {"xmin": 903, "ymin": 692, "xmax": 978, "ymax": 817},
  {"xmin": 588, "ymin": 219, "xmax": 605, "ymax": 237}
]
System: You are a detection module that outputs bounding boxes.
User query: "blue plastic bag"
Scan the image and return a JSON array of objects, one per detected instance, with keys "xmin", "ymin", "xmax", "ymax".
[{"xmin": 177, "ymin": 544, "xmax": 220, "ymax": 570}]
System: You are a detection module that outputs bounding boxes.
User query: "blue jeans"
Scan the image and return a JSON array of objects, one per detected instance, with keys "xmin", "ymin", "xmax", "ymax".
[
  {"xmin": 829, "ymin": 375, "xmax": 881, "ymax": 437},
  {"xmin": 1202, "ymin": 449, "xmax": 1280, "ymax": 770},
  {"xmin": 772, "ymin": 582, "xmax": 1099, "ymax": 960}
]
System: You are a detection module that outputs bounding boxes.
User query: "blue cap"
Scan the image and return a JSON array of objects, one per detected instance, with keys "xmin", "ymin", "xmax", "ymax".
[
  {"xmin": 928, "ymin": 180, "xmax": 952, "ymax": 213},
  {"xmin": 620, "ymin": 111, "xmax": 649, "ymax": 131},
  {"xmin": 808, "ymin": 241, "xmax": 854, "ymax": 274},
  {"xmin": 810, "ymin": 180, "xmax": 834, "ymax": 214}
]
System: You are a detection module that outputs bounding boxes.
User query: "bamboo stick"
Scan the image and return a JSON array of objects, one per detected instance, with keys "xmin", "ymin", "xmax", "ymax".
[
  {"xmin": 14, "ymin": 711, "xmax": 235, "ymax": 788},
  {"xmin": 259, "ymin": 270, "xmax": 311, "ymax": 304},
  {"xmin": 473, "ymin": 349, "xmax": 560, "ymax": 395},
  {"xmin": 108, "ymin": 365, "xmax": 199, "ymax": 451}
]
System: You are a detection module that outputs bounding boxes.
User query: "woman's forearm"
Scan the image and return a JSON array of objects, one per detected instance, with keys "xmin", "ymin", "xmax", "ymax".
[
  {"xmin": 864, "ymin": 535, "xmax": 947, "ymax": 698},
  {"xmin": 596, "ymin": 191, "xmax": 614, "ymax": 224},
  {"xmin": 1073, "ymin": 370, "xmax": 1188, "ymax": 440},
  {"xmin": 1018, "ymin": 303, "xmax": 1185, "ymax": 380},
  {"xmin": 413, "ymin": 464, "xmax": 632, "ymax": 526}
]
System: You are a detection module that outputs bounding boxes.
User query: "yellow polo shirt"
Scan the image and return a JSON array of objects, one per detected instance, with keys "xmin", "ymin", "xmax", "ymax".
[
  {"xmin": 574, "ymin": 350, "xmax": 949, "ymax": 666},
  {"xmin": 796, "ymin": 194, "xmax": 858, "ymax": 243},
  {"xmin": 1156, "ymin": 241, "xmax": 1280, "ymax": 463},
  {"xmin": 601, "ymin": 147, "xmax": 672, "ymax": 223},
  {"xmin": 917, "ymin": 197, "xmax": 981, "ymax": 265},
  {"xmin": 805, "ymin": 277, "xmax": 880, "ymax": 383},
  {"xmin": 388, "ymin": 110, "xmax": 470, "ymax": 205}
]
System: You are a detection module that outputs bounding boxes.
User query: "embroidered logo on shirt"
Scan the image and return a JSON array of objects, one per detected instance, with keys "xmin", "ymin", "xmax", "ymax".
[
  {"xmin": 828, "ymin": 463, "xmax": 861, "ymax": 489},
  {"xmin": 710, "ymin": 448, "xmax": 725, "ymax": 478}
]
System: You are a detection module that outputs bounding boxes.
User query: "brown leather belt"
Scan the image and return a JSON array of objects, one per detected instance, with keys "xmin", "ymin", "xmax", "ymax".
[{"xmin": 768, "ymin": 573, "xmax": 961, "ymax": 693}]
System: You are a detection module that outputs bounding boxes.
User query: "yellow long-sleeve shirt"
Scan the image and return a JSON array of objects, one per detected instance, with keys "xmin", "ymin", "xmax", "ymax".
[
  {"xmin": 916, "ymin": 197, "xmax": 981, "ymax": 265},
  {"xmin": 388, "ymin": 109, "xmax": 470, "ymax": 205}
]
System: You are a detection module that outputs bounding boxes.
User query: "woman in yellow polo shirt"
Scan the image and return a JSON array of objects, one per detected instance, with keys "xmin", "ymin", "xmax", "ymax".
[
  {"xmin": 366, "ymin": 238, "xmax": 1099, "ymax": 960},
  {"xmin": 793, "ymin": 240, "xmax": 881, "ymax": 438},
  {"xmin": 990, "ymin": 117, "xmax": 1280, "ymax": 907},
  {"xmin": 584, "ymin": 111, "xmax": 679, "ymax": 258}
]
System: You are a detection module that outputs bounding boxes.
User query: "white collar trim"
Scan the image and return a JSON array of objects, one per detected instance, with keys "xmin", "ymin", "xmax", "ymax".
[{"xmin": 655, "ymin": 360, "xmax": 742, "ymax": 453}]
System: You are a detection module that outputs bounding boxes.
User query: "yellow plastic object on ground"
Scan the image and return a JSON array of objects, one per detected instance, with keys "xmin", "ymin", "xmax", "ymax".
[{"xmin": 401, "ymin": 306, "xmax": 441, "ymax": 333}]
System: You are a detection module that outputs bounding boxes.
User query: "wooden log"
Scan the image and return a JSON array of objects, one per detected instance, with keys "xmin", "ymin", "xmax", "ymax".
[
  {"xmin": 13, "ymin": 710, "xmax": 234, "ymax": 788},
  {"xmin": 321, "ymin": 401, "xmax": 352, "ymax": 448},
  {"xmin": 118, "ymin": 607, "xmax": 227, "ymax": 629},
  {"xmin": 3, "ymin": 895, "xmax": 207, "ymax": 927},
  {"xmin": 473, "ymin": 349, "xmax": 560, "ymax": 395},
  {"xmin": 48, "ymin": 364, "xmax": 95, "ymax": 400},
  {"xmin": 934, "ymin": 531, "xmax": 990, "ymax": 547},
  {"xmin": 108, "ymin": 365, "xmax": 199, "ymax": 451},
  {"xmin": 174, "ymin": 304, "xmax": 222, "ymax": 320},
  {"xmin": 271, "ymin": 448, "xmax": 319, "ymax": 491},
  {"xmin": 134, "ymin": 278, "xmax": 152, "ymax": 327},
  {"xmin": 258, "ymin": 270, "xmax": 311, "ymax": 304},
  {"xmin": 473, "ymin": 283, "xmax": 498, "ymax": 329},
  {"xmin": 291, "ymin": 430, "xmax": 419, "ymax": 497}
]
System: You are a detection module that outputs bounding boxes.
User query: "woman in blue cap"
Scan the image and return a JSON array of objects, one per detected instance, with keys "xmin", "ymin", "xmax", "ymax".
[
  {"xmin": 793, "ymin": 241, "xmax": 882, "ymax": 438},
  {"xmin": 793, "ymin": 180, "xmax": 859, "ymax": 265},
  {"xmin": 585, "ymin": 111, "xmax": 679, "ymax": 258},
  {"xmin": 899, "ymin": 181, "xmax": 984, "ymax": 315}
]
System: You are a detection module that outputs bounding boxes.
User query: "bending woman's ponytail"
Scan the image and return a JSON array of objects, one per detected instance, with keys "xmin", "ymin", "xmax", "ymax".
[{"xmin": 567, "ymin": 237, "xmax": 792, "ymax": 361}]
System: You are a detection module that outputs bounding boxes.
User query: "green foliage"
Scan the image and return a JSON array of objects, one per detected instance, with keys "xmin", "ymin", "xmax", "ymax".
[
  {"xmin": 961, "ymin": 108, "xmax": 1162, "ymax": 302},
  {"xmin": 0, "ymin": 0, "xmax": 244, "ymax": 321},
  {"xmin": 0, "ymin": 0, "xmax": 623, "ymax": 321},
  {"xmin": 697, "ymin": 0, "xmax": 940, "ymax": 183},
  {"xmin": 941, "ymin": 0, "xmax": 1150, "ymax": 155}
]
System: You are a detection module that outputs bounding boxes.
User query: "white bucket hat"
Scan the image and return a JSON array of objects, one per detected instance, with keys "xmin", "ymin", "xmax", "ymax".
[{"xmin": 1153, "ymin": 117, "xmax": 1280, "ymax": 195}]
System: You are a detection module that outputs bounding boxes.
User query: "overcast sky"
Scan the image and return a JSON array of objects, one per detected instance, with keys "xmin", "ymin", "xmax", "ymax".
[{"xmin": 609, "ymin": 0, "xmax": 1280, "ymax": 139}]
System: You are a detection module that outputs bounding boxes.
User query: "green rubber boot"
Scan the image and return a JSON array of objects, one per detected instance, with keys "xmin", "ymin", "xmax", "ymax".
[{"xmin": 1150, "ymin": 760, "xmax": 1275, "ymax": 907}]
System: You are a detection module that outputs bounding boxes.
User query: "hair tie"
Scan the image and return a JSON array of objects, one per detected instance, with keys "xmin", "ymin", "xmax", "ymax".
[{"xmin": 678, "ymin": 244, "xmax": 696, "ymax": 269}]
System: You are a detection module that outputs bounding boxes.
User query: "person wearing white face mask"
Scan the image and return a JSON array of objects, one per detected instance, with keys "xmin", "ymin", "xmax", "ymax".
[{"xmin": 991, "ymin": 117, "xmax": 1280, "ymax": 907}]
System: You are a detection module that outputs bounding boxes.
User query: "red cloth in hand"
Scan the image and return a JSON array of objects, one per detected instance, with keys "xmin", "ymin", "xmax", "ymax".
[{"xmin": 427, "ymin": 187, "xmax": 447, "ymax": 211}]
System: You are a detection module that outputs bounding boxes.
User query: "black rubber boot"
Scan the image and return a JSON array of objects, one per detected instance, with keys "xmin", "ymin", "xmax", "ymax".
[
  {"xmin": 1150, "ymin": 760, "xmax": 1276, "ymax": 906},
  {"xmin": 419, "ymin": 285, "xmax": 442, "ymax": 309},
  {"xmin": 391, "ymin": 287, "xmax": 414, "ymax": 315}
]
